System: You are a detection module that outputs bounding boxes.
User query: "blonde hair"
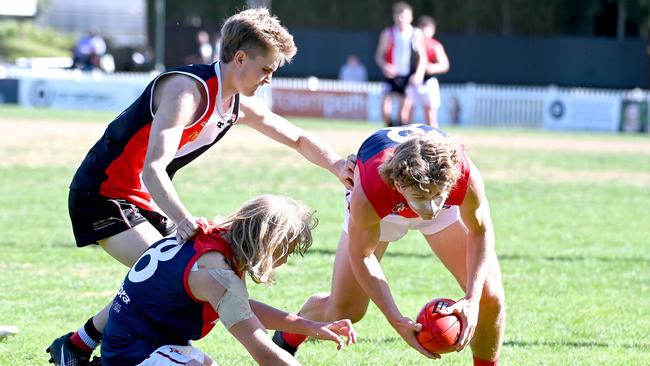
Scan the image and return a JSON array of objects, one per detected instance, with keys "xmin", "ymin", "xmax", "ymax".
[
  {"xmin": 218, "ymin": 195, "xmax": 316, "ymax": 284},
  {"xmin": 220, "ymin": 8, "xmax": 297, "ymax": 66},
  {"xmin": 379, "ymin": 134, "xmax": 461, "ymax": 192}
]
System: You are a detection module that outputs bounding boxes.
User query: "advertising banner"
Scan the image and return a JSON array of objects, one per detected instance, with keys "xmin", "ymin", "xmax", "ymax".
[
  {"xmin": 271, "ymin": 88, "xmax": 369, "ymax": 120},
  {"xmin": 18, "ymin": 78, "xmax": 148, "ymax": 111},
  {"xmin": 543, "ymin": 92, "xmax": 621, "ymax": 132}
]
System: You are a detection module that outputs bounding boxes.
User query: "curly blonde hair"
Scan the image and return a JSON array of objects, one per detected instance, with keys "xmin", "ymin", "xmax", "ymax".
[
  {"xmin": 217, "ymin": 195, "xmax": 316, "ymax": 284},
  {"xmin": 379, "ymin": 134, "xmax": 461, "ymax": 193},
  {"xmin": 220, "ymin": 8, "xmax": 297, "ymax": 66}
]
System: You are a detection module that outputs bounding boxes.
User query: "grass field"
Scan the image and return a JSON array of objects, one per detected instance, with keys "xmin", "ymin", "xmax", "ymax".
[{"xmin": 0, "ymin": 105, "xmax": 649, "ymax": 365}]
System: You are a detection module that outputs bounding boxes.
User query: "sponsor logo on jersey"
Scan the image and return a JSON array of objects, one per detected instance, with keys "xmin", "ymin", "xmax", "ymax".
[
  {"xmin": 116, "ymin": 284, "xmax": 130, "ymax": 304},
  {"xmin": 188, "ymin": 131, "xmax": 200, "ymax": 142},
  {"xmin": 392, "ymin": 202, "xmax": 407, "ymax": 213}
]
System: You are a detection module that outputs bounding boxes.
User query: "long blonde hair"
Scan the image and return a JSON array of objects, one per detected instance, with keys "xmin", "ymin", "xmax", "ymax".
[
  {"xmin": 218, "ymin": 195, "xmax": 316, "ymax": 284},
  {"xmin": 379, "ymin": 133, "xmax": 461, "ymax": 192}
]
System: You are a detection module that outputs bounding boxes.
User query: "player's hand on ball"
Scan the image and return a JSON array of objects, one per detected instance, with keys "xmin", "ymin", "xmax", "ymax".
[
  {"xmin": 312, "ymin": 319, "xmax": 357, "ymax": 350},
  {"xmin": 437, "ymin": 298, "xmax": 478, "ymax": 351},
  {"xmin": 392, "ymin": 316, "xmax": 441, "ymax": 359}
]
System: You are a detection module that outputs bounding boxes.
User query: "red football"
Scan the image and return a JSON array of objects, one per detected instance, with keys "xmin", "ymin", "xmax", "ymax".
[{"xmin": 415, "ymin": 298, "xmax": 461, "ymax": 354}]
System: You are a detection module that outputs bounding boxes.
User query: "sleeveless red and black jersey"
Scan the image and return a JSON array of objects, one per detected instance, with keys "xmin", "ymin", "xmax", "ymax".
[
  {"xmin": 357, "ymin": 125, "xmax": 471, "ymax": 219},
  {"xmin": 102, "ymin": 224, "xmax": 243, "ymax": 365},
  {"xmin": 70, "ymin": 62, "xmax": 239, "ymax": 212},
  {"xmin": 383, "ymin": 26, "xmax": 419, "ymax": 76}
]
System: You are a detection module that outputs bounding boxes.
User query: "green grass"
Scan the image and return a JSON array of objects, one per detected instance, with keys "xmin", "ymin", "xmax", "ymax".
[{"xmin": 0, "ymin": 107, "xmax": 649, "ymax": 365}]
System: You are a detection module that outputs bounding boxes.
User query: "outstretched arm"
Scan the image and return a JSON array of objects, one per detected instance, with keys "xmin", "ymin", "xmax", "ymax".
[
  {"xmin": 438, "ymin": 156, "xmax": 495, "ymax": 350},
  {"xmin": 346, "ymin": 172, "xmax": 438, "ymax": 359},
  {"xmin": 249, "ymin": 300, "xmax": 356, "ymax": 350},
  {"xmin": 238, "ymin": 95, "xmax": 355, "ymax": 189},
  {"xmin": 188, "ymin": 253, "xmax": 300, "ymax": 365},
  {"xmin": 229, "ymin": 317, "xmax": 301, "ymax": 366}
]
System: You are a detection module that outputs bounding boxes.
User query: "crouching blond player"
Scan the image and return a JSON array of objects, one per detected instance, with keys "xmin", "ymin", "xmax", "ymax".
[
  {"xmin": 101, "ymin": 195, "xmax": 356, "ymax": 366},
  {"xmin": 273, "ymin": 124, "xmax": 505, "ymax": 365}
]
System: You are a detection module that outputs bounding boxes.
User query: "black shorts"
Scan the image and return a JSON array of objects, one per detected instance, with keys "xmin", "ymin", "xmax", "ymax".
[
  {"xmin": 68, "ymin": 189, "xmax": 176, "ymax": 247},
  {"xmin": 384, "ymin": 75, "xmax": 411, "ymax": 95}
]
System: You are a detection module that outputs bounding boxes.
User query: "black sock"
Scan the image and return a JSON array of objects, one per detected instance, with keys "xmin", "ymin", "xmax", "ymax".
[{"xmin": 84, "ymin": 317, "xmax": 103, "ymax": 343}]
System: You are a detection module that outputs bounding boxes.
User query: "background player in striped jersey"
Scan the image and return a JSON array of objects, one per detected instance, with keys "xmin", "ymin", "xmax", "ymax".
[
  {"xmin": 273, "ymin": 125, "xmax": 505, "ymax": 366},
  {"xmin": 404, "ymin": 16, "xmax": 450, "ymax": 127},
  {"xmin": 101, "ymin": 195, "xmax": 355, "ymax": 366},
  {"xmin": 47, "ymin": 8, "xmax": 356, "ymax": 366},
  {"xmin": 375, "ymin": 2, "xmax": 427, "ymax": 127}
]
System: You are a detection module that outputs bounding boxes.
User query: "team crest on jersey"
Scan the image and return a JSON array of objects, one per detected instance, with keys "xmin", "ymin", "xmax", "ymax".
[{"xmin": 392, "ymin": 202, "xmax": 407, "ymax": 213}]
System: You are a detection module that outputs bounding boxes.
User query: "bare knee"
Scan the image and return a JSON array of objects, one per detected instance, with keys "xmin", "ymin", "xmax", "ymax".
[
  {"xmin": 299, "ymin": 292, "xmax": 330, "ymax": 321},
  {"xmin": 479, "ymin": 276, "xmax": 505, "ymax": 317},
  {"xmin": 301, "ymin": 292, "xmax": 368, "ymax": 324},
  {"xmin": 330, "ymin": 298, "xmax": 369, "ymax": 324}
]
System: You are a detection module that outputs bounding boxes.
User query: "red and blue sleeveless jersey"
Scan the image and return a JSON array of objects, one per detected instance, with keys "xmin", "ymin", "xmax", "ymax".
[
  {"xmin": 101, "ymin": 226, "xmax": 242, "ymax": 366},
  {"xmin": 70, "ymin": 62, "xmax": 239, "ymax": 212},
  {"xmin": 357, "ymin": 124, "xmax": 471, "ymax": 219}
]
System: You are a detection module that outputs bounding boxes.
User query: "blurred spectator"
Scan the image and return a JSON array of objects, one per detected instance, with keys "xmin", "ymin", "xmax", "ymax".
[
  {"xmin": 186, "ymin": 30, "xmax": 214, "ymax": 64},
  {"xmin": 404, "ymin": 16, "xmax": 450, "ymax": 127},
  {"xmin": 130, "ymin": 47, "xmax": 155, "ymax": 71},
  {"xmin": 375, "ymin": 2, "xmax": 427, "ymax": 127},
  {"xmin": 72, "ymin": 30, "xmax": 108, "ymax": 71},
  {"xmin": 338, "ymin": 54, "xmax": 368, "ymax": 82}
]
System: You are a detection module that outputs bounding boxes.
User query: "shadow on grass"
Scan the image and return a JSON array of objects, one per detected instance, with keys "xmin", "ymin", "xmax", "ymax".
[
  {"xmin": 364, "ymin": 337, "xmax": 649, "ymax": 350},
  {"xmin": 308, "ymin": 248, "xmax": 650, "ymax": 263},
  {"xmin": 498, "ymin": 254, "xmax": 650, "ymax": 263},
  {"xmin": 504, "ymin": 339, "xmax": 650, "ymax": 350},
  {"xmin": 308, "ymin": 248, "xmax": 430, "ymax": 259}
]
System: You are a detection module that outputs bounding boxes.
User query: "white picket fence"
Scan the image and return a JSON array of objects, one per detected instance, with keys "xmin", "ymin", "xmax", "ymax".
[
  {"xmin": 451, "ymin": 84, "xmax": 548, "ymax": 128},
  {"xmin": 272, "ymin": 78, "xmax": 648, "ymax": 131}
]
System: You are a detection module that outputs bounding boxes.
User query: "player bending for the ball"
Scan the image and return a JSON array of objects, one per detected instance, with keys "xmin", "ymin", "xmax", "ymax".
[
  {"xmin": 273, "ymin": 125, "xmax": 505, "ymax": 365},
  {"xmin": 101, "ymin": 195, "xmax": 355, "ymax": 366}
]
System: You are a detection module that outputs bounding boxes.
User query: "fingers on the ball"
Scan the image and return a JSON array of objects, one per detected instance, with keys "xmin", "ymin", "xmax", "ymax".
[
  {"xmin": 420, "ymin": 347, "xmax": 440, "ymax": 359},
  {"xmin": 467, "ymin": 325, "xmax": 477, "ymax": 345},
  {"xmin": 460, "ymin": 325, "xmax": 472, "ymax": 347}
]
